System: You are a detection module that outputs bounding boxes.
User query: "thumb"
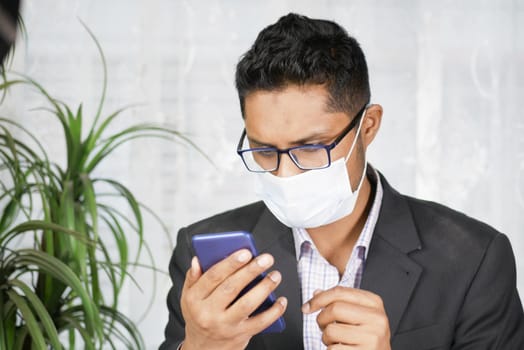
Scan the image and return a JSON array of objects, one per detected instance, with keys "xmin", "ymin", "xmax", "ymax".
[{"xmin": 183, "ymin": 256, "xmax": 202, "ymax": 289}]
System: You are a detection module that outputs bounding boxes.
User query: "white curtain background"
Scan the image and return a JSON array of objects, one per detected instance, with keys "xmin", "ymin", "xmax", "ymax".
[{"xmin": 3, "ymin": 0, "xmax": 522, "ymax": 348}]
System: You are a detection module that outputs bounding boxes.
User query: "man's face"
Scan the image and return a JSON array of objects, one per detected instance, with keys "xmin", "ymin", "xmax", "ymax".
[{"xmin": 243, "ymin": 84, "xmax": 367, "ymax": 189}]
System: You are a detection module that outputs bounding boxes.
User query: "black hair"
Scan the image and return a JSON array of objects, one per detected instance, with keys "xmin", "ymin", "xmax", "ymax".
[
  {"xmin": 0, "ymin": 0, "xmax": 21, "ymax": 64},
  {"xmin": 235, "ymin": 13, "xmax": 370, "ymax": 118}
]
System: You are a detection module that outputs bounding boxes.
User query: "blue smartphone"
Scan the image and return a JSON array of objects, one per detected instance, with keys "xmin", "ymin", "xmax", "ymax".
[{"xmin": 191, "ymin": 231, "xmax": 286, "ymax": 333}]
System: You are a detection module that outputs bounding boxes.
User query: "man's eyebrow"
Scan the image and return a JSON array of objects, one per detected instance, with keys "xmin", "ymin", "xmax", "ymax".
[
  {"xmin": 246, "ymin": 136, "xmax": 274, "ymax": 148},
  {"xmin": 247, "ymin": 130, "xmax": 333, "ymax": 148},
  {"xmin": 291, "ymin": 131, "xmax": 333, "ymax": 145}
]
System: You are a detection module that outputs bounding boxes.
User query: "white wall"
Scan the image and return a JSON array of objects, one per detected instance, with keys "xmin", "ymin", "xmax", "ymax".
[{"xmin": 6, "ymin": 0, "xmax": 523, "ymax": 348}]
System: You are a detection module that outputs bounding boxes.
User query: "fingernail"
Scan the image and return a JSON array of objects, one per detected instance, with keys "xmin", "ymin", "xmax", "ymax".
[
  {"xmin": 301, "ymin": 302, "xmax": 310, "ymax": 313},
  {"xmin": 256, "ymin": 254, "xmax": 272, "ymax": 267},
  {"xmin": 237, "ymin": 250, "xmax": 251, "ymax": 262},
  {"xmin": 269, "ymin": 271, "xmax": 281, "ymax": 283},
  {"xmin": 279, "ymin": 297, "xmax": 288, "ymax": 308}
]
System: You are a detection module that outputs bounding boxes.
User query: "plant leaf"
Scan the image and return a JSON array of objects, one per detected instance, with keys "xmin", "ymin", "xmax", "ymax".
[
  {"xmin": 12, "ymin": 249, "xmax": 103, "ymax": 340},
  {"xmin": 9, "ymin": 279, "xmax": 63, "ymax": 349},
  {"xmin": 6, "ymin": 290, "xmax": 47, "ymax": 349},
  {"xmin": 78, "ymin": 18, "xmax": 106, "ymax": 128},
  {"xmin": 1, "ymin": 220, "xmax": 95, "ymax": 247}
]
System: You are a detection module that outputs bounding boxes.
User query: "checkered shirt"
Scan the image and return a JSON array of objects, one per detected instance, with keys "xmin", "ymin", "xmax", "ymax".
[{"xmin": 292, "ymin": 165, "xmax": 383, "ymax": 350}]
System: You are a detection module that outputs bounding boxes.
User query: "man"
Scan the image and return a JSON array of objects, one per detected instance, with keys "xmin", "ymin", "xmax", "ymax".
[{"xmin": 160, "ymin": 13, "xmax": 524, "ymax": 349}]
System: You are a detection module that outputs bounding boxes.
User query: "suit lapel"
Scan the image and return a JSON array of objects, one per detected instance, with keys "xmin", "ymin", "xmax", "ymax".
[
  {"xmin": 361, "ymin": 174, "xmax": 423, "ymax": 335},
  {"xmin": 251, "ymin": 208, "xmax": 304, "ymax": 350},
  {"xmin": 360, "ymin": 236, "xmax": 422, "ymax": 335}
]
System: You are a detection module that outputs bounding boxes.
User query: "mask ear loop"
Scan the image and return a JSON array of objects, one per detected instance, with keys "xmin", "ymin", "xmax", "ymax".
[
  {"xmin": 344, "ymin": 106, "xmax": 369, "ymax": 193},
  {"xmin": 344, "ymin": 107, "xmax": 368, "ymax": 163}
]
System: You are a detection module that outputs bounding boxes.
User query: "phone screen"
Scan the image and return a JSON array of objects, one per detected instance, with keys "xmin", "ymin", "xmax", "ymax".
[{"xmin": 191, "ymin": 231, "xmax": 286, "ymax": 333}]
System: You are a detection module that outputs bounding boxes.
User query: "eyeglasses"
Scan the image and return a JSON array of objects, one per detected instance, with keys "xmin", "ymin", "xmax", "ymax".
[{"xmin": 237, "ymin": 103, "xmax": 368, "ymax": 173}]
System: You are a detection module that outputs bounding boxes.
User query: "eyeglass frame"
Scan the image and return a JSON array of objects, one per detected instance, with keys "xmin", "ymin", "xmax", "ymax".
[{"xmin": 236, "ymin": 102, "xmax": 369, "ymax": 173}]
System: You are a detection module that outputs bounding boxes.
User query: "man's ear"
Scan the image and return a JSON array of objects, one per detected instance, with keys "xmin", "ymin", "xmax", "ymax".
[{"xmin": 361, "ymin": 104, "xmax": 382, "ymax": 149}]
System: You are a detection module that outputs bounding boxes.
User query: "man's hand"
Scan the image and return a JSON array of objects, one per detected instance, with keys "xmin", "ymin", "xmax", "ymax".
[
  {"xmin": 180, "ymin": 249, "xmax": 287, "ymax": 350},
  {"xmin": 303, "ymin": 286, "xmax": 391, "ymax": 350}
]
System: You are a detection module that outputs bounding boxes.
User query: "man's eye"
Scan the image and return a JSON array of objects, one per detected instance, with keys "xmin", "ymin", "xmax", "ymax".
[
  {"xmin": 257, "ymin": 150, "xmax": 276, "ymax": 157},
  {"xmin": 299, "ymin": 146, "xmax": 322, "ymax": 153}
]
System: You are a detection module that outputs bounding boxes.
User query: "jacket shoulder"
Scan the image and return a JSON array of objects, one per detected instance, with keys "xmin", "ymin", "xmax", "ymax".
[
  {"xmin": 183, "ymin": 201, "xmax": 267, "ymax": 235},
  {"xmin": 402, "ymin": 195, "xmax": 504, "ymax": 262},
  {"xmin": 406, "ymin": 195, "xmax": 499, "ymax": 236}
]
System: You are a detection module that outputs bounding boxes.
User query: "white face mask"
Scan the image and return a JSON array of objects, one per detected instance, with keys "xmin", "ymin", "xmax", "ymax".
[{"xmin": 253, "ymin": 110, "xmax": 368, "ymax": 228}]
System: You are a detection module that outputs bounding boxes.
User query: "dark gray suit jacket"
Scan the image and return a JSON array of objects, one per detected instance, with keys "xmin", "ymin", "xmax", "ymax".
[{"xmin": 160, "ymin": 174, "xmax": 524, "ymax": 349}]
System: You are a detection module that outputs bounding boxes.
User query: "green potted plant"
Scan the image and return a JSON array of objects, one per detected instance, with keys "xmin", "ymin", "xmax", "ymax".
[{"xmin": 0, "ymin": 23, "xmax": 197, "ymax": 349}]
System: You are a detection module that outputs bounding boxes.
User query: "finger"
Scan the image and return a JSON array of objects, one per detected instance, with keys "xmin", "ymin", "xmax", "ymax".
[
  {"xmin": 303, "ymin": 286, "xmax": 384, "ymax": 314},
  {"xmin": 181, "ymin": 257, "xmax": 204, "ymax": 320},
  {"xmin": 316, "ymin": 301, "xmax": 378, "ymax": 330},
  {"xmin": 317, "ymin": 303, "xmax": 391, "ymax": 348},
  {"xmin": 181, "ymin": 257, "xmax": 204, "ymax": 299},
  {"xmin": 192, "ymin": 249, "xmax": 252, "ymax": 299},
  {"xmin": 242, "ymin": 296, "xmax": 288, "ymax": 334},
  {"xmin": 326, "ymin": 345, "xmax": 354, "ymax": 350},
  {"xmin": 227, "ymin": 269, "xmax": 281, "ymax": 319},
  {"xmin": 209, "ymin": 254, "xmax": 275, "ymax": 310},
  {"xmin": 322, "ymin": 322, "xmax": 363, "ymax": 346},
  {"xmin": 182, "ymin": 256, "xmax": 202, "ymax": 297}
]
